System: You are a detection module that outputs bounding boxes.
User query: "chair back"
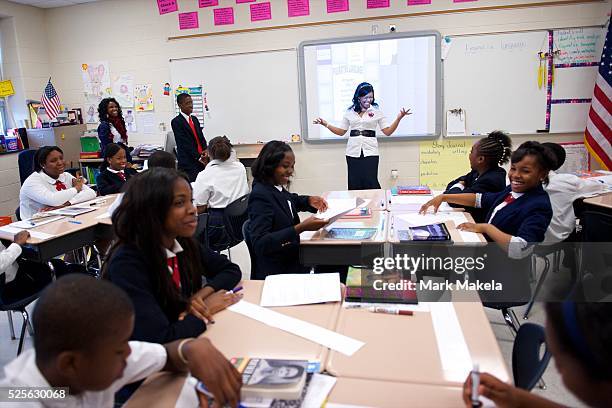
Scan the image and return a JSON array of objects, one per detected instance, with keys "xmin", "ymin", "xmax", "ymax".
[
  {"xmin": 242, "ymin": 219, "xmax": 256, "ymax": 279},
  {"xmin": 18, "ymin": 149, "xmax": 37, "ymax": 185},
  {"xmin": 512, "ymin": 322, "xmax": 551, "ymax": 390},
  {"xmin": 195, "ymin": 212, "xmax": 209, "ymax": 248},
  {"xmin": 165, "ymin": 132, "xmax": 178, "ymax": 158},
  {"xmin": 223, "ymin": 194, "xmax": 250, "ymax": 247}
]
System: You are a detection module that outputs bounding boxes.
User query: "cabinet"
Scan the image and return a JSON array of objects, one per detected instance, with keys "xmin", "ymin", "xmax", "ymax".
[{"xmin": 26, "ymin": 125, "xmax": 87, "ymax": 168}]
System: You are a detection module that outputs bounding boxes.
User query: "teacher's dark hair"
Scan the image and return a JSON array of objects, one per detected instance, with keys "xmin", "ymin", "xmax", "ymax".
[
  {"xmin": 103, "ymin": 168, "xmax": 202, "ymax": 320},
  {"xmin": 98, "ymin": 97, "xmax": 124, "ymax": 123},
  {"xmin": 350, "ymin": 82, "xmax": 378, "ymax": 113},
  {"xmin": 251, "ymin": 141, "xmax": 292, "ymax": 185},
  {"xmin": 34, "ymin": 146, "xmax": 63, "ymax": 172}
]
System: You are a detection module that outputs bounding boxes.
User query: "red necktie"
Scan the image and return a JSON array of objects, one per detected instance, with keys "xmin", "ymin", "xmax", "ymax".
[
  {"xmin": 188, "ymin": 116, "xmax": 203, "ymax": 155},
  {"xmin": 55, "ymin": 180, "xmax": 67, "ymax": 191},
  {"xmin": 117, "ymin": 171, "xmax": 126, "ymax": 181},
  {"xmin": 503, "ymin": 194, "xmax": 515, "ymax": 205},
  {"xmin": 167, "ymin": 257, "xmax": 181, "ymax": 289}
]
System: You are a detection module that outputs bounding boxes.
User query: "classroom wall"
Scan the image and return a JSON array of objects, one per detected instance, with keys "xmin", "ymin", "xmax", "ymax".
[{"xmin": 3, "ymin": 0, "xmax": 611, "ymax": 205}]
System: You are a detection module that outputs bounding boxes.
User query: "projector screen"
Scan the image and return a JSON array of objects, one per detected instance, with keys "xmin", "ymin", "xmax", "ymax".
[{"xmin": 298, "ymin": 32, "xmax": 441, "ymax": 142}]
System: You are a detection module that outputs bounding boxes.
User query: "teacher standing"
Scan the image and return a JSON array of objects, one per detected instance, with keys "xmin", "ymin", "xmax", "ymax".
[{"xmin": 313, "ymin": 82, "xmax": 411, "ymax": 190}]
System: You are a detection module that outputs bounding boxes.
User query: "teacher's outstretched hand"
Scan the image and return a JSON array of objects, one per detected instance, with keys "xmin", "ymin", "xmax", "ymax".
[
  {"xmin": 397, "ymin": 108, "xmax": 412, "ymax": 120},
  {"xmin": 313, "ymin": 117, "xmax": 347, "ymax": 137}
]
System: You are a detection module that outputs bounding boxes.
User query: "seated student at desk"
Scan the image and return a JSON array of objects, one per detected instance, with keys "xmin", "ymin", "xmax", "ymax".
[
  {"xmin": 193, "ymin": 136, "xmax": 249, "ymax": 251},
  {"xmin": 463, "ymin": 302, "xmax": 612, "ymax": 408},
  {"xmin": 541, "ymin": 142, "xmax": 606, "ymax": 244},
  {"xmin": 19, "ymin": 146, "xmax": 96, "ymax": 220},
  {"xmin": 444, "ymin": 131, "xmax": 512, "ymax": 222},
  {"xmin": 421, "ymin": 141, "xmax": 555, "ymax": 259},
  {"xmin": 247, "ymin": 141, "xmax": 329, "ymax": 279},
  {"xmin": 104, "ymin": 168, "xmax": 242, "ymax": 344},
  {"xmin": 0, "ymin": 275, "xmax": 242, "ymax": 407},
  {"xmin": 96, "ymin": 143, "xmax": 138, "ymax": 196}
]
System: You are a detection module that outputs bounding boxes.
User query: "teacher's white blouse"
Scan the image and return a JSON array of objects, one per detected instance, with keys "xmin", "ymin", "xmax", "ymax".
[{"xmin": 338, "ymin": 106, "xmax": 389, "ymax": 158}]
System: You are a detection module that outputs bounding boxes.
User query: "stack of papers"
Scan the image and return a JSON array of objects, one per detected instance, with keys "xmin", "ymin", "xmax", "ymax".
[
  {"xmin": 260, "ymin": 273, "xmax": 341, "ymax": 307},
  {"xmin": 316, "ymin": 198, "xmax": 364, "ymax": 224},
  {"xmin": 10, "ymin": 216, "xmax": 64, "ymax": 229},
  {"xmin": 389, "ymin": 195, "xmax": 453, "ymax": 212},
  {"xmin": 0, "ymin": 226, "xmax": 55, "ymax": 240}
]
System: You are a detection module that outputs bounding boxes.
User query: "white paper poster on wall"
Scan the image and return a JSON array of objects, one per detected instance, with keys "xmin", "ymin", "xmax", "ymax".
[
  {"xmin": 125, "ymin": 109, "xmax": 137, "ymax": 132},
  {"xmin": 82, "ymin": 61, "xmax": 111, "ymax": 98},
  {"xmin": 137, "ymin": 112, "xmax": 156, "ymax": 134},
  {"xmin": 135, "ymin": 84, "xmax": 155, "ymax": 111},
  {"xmin": 84, "ymin": 96, "xmax": 101, "ymax": 124},
  {"xmin": 112, "ymin": 74, "xmax": 135, "ymax": 107}
]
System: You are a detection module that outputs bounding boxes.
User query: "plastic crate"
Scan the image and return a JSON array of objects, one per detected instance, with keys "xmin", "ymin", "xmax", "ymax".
[{"xmin": 80, "ymin": 136, "xmax": 100, "ymax": 152}]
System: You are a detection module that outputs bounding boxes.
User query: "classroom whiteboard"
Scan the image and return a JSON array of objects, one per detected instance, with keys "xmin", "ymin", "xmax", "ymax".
[
  {"xmin": 170, "ymin": 49, "xmax": 300, "ymax": 144},
  {"xmin": 444, "ymin": 27, "xmax": 604, "ymax": 135}
]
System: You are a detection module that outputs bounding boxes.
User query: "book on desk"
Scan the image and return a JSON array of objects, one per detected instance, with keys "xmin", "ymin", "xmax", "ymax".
[
  {"xmin": 397, "ymin": 223, "xmax": 452, "ymax": 242},
  {"xmin": 345, "ymin": 267, "xmax": 418, "ymax": 304},
  {"xmin": 231, "ymin": 358, "xmax": 309, "ymax": 401}
]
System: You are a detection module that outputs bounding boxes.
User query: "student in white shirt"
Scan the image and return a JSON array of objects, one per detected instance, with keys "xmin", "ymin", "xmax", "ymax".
[
  {"xmin": 0, "ymin": 274, "xmax": 241, "ymax": 408},
  {"xmin": 193, "ymin": 136, "xmax": 249, "ymax": 251},
  {"xmin": 542, "ymin": 142, "xmax": 606, "ymax": 244},
  {"xmin": 313, "ymin": 82, "xmax": 412, "ymax": 190},
  {"xmin": 19, "ymin": 146, "xmax": 96, "ymax": 220}
]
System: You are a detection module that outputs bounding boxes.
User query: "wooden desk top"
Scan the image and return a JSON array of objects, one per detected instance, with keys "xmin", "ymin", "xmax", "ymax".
[
  {"xmin": 124, "ymin": 372, "xmax": 186, "ymax": 408},
  {"xmin": 323, "ymin": 189, "xmax": 387, "ymax": 211},
  {"xmin": 326, "ymin": 292, "xmax": 509, "ymax": 386},
  {"xmin": 328, "ymin": 377, "xmax": 464, "ymax": 408},
  {"xmin": 583, "ymin": 191, "xmax": 612, "ymax": 210},
  {"xmin": 300, "ymin": 211, "xmax": 388, "ymax": 245},
  {"xmin": 203, "ymin": 280, "xmax": 342, "ymax": 364}
]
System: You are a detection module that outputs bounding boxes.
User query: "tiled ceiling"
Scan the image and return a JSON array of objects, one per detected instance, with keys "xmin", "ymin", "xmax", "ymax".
[{"xmin": 7, "ymin": 0, "xmax": 103, "ymax": 8}]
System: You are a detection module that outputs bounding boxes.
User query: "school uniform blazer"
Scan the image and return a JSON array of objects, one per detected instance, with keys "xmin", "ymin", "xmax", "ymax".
[
  {"xmin": 482, "ymin": 184, "xmax": 553, "ymax": 243},
  {"xmin": 171, "ymin": 113, "xmax": 207, "ymax": 182},
  {"xmin": 445, "ymin": 166, "xmax": 507, "ymax": 222},
  {"xmin": 247, "ymin": 181, "xmax": 317, "ymax": 279},
  {"xmin": 105, "ymin": 243, "xmax": 241, "ymax": 344},
  {"xmin": 96, "ymin": 168, "xmax": 138, "ymax": 196}
]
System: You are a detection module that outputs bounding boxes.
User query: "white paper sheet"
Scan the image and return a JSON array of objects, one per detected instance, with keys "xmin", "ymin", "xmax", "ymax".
[
  {"xmin": 228, "ymin": 301, "xmax": 364, "ymax": 356},
  {"xmin": 390, "ymin": 195, "xmax": 453, "ymax": 212},
  {"xmin": 316, "ymin": 198, "xmax": 362, "ymax": 223},
  {"xmin": 301, "ymin": 374, "xmax": 337, "ymax": 408},
  {"xmin": 175, "ymin": 375, "xmax": 198, "ymax": 408},
  {"xmin": 342, "ymin": 301, "xmax": 430, "ymax": 313},
  {"xmin": 10, "ymin": 216, "xmax": 64, "ymax": 229},
  {"xmin": 95, "ymin": 212, "xmax": 111, "ymax": 219},
  {"xmin": 0, "ymin": 226, "xmax": 55, "ymax": 240},
  {"xmin": 446, "ymin": 110, "xmax": 467, "ymax": 137},
  {"xmin": 260, "ymin": 273, "xmax": 341, "ymax": 307},
  {"xmin": 429, "ymin": 302, "xmax": 472, "ymax": 383}
]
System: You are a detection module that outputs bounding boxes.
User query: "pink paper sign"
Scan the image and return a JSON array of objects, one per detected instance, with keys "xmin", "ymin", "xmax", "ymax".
[
  {"xmin": 236, "ymin": 0, "xmax": 255, "ymax": 3},
  {"xmin": 287, "ymin": 0, "xmax": 310, "ymax": 17},
  {"xmin": 408, "ymin": 0, "xmax": 431, "ymax": 5},
  {"xmin": 199, "ymin": 0, "xmax": 218, "ymax": 7},
  {"xmin": 327, "ymin": 0, "xmax": 349, "ymax": 13},
  {"xmin": 453, "ymin": 0, "xmax": 478, "ymax": 2},
  {"xmin": 178, "ymin": 12, "xmax": 199, "ymax": 30},
  {"xmin": 214, "ymin": 7, "xmax": 235, "ymax": 26},
  {"xmin": 157, "ymin": 0, "xmax": 178, "ymax": 15},
  {"xmin": 250, "ymin": 2, "xmax": 272, "ymax": 21},
  {"xmin": 367, "ymin": 0, "xmax": 389, "ymax": 8}
]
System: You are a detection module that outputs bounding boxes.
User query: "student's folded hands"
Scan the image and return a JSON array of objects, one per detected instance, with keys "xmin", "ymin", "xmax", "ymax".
[{"xmin": 180, "ymin": 290, "xmax": 242, "ymax": 324}]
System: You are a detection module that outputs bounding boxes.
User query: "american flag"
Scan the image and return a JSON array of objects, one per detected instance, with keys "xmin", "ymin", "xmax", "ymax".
[
  {"xmin": 42, "ymin": 79, "xmax": 61, "ymax": 121},
  {"xmin": 584, "ymin": 24, "xmax": 611, "ymax": 170}
]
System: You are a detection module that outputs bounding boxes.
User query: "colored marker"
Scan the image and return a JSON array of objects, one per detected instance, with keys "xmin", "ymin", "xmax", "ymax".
[
  {"xmin": 67, "ymin": 220, "xmax": 82, "ymax": 224},
  {"xmin": 227, "ymin": 285, "xmax": 243, "ymax": 294},
  {"xmin": 471, "ymin": 364, "xmax": 481, "ymax": 407},
  {"xmin": 369, "ymin": 307, "xmax": 413, "ymax": 316}
]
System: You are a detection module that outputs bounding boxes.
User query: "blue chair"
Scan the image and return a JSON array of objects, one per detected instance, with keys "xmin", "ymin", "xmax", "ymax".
[
  {"xmin": 242, "ymin": 219, "xmax": 256, "ymax": 280},
  {"xmin": 18, "ymin": 149, "xmax": 37, "ymax": 185},
  {"xmin": 512, "ymin": 322, "xmax": 551, "ymax": 390}
]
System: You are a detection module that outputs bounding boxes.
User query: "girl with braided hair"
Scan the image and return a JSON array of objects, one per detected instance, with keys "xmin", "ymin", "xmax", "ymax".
[{"xmin": 445, "ymin": 131, "xmax": 512, "ymax": 222}]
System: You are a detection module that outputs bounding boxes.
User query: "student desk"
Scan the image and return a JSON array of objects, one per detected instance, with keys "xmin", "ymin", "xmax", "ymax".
[
  {"xmin": 203, "ymin": 280, "xmax": 342, "ymax": 364},
  {"xmin": 583, "ymin": 191, "xmax": 612, "ymax": 211},
  {"xmin": 327, "ymin": 377, "xmax": 464, "ymax": 408},
  {"xmin": 323, "ymin": 189, "xmax": 388, "ymax": 211},
  {"xmin": 2, "ymin": 197, "xmax": 115, "ymax": 262},
  {"xmin": 325, "ymin": 292, "xmax": 509, "ymax": 386},
  {"xmin": 124, "ymin": 372, "xmax": 187, "ymax": 408},
  {"xmin": 299, "ymin": 211, "xmax": 387, "ymax": 266}
]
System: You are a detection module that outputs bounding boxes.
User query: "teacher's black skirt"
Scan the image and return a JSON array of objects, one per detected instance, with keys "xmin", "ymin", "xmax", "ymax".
[{"xmin": 346, "ymin": 152, "xmax": 380, "ymax": 190}]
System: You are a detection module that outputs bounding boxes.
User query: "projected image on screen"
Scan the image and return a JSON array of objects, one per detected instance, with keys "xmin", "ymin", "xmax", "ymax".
[{"xmin": 301, "ymin": 35, "xmax": 438, "ymax": 140}]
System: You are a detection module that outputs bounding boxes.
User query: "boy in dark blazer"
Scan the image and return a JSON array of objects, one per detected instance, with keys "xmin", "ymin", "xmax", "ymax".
[{"xmin": 171, "ymin": 93, "xmax": 208, "ymax": 182}]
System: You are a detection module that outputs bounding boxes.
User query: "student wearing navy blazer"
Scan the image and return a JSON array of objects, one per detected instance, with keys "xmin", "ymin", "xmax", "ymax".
[
  {"xmin": 171, "ymin": 93, "xmax": 208, "ymax": 182},
  {"xmin": 96, "ymin": 143, "xmax": 137, "ymax": 196},
  {"xmin": 444, "ymin": 131, "xmax": 512, "ymax": 222},
  {"xmin": 247, "ymin": 141, "xmax": 329, "ymax": 279},
  {"xmin": 422, "ymin": 141, "xmax": 555, "ymax": 259}
]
